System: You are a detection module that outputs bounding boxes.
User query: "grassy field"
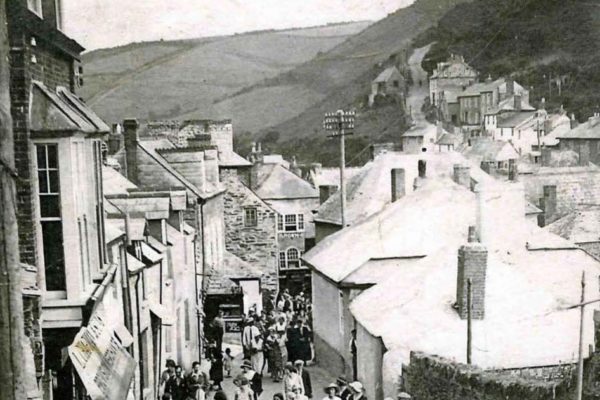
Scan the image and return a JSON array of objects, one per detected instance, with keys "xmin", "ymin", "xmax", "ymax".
[{"xmin": 80, "ymin": 21, "xmax": 371, "ymax": 124}]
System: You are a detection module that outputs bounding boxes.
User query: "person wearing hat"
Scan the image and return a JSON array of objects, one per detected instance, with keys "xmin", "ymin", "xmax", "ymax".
[
  {"xmin": 265, "ymin": 326, "xmax": 284, "ymax": 382},
  {"xmin": 283, "ymin": 364, "xmax": 303, "ymax": 399},
  {"xmin": 322, "ymin": 383, "xmax": 341, "ymax": 400},
  {"xmin": 241, "ymin": 359, "xmax": 263, "ymax": 400},
  {"xmin": 242, "ymin": 318, "xmax": 264, "ymax": 371},
  {"xmin": 336, "ymin": 377, "xmax": 350, "ymax": 400},
  {"xmin": 234, "ymin": 376, "xmax": 254, "ymax": 400},
  {"xmin": 348, "ymin": 382, "xmax": 366, "ymax": 400},
  {"xmin": 290, "ymin": 385, "xmax": 308, "ymax": 400},
  {"xmin": 294, "ymin": 360, "xmax": 312, "ymax": 399}
]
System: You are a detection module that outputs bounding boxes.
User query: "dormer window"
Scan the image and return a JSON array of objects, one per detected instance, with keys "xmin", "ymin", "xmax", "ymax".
[{"xmin": 27, "ymin": 0, "xmax": 43, "ymax": 17}]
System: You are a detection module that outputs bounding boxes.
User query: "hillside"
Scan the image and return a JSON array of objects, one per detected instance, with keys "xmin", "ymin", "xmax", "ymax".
[
  {"xmin": 414, "ymin": 0, "xmax": 600, "ymax": 119},
  {"xmin": 238, "ymin": 0, "xmax": 470, "ymax": 164},
  {"xmin": 80, "ymin": 21, "xmax": 371, "ymax": 124}
]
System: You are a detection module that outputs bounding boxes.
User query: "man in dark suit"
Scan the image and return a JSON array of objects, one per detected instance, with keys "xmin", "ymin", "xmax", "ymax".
[{"xmin": 295, "ymin": 360, "xmax": 312, "ymax": 399}]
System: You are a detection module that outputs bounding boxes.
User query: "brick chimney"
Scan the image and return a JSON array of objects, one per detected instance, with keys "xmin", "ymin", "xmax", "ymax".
[
  {"xmin": 204, "ymin": 149, "xmax": 219, "ymax": 187},
  {"xmin": 319, "ymin": 185, "xmax": 338, "ymax": 205},
  {"xmin": 391, "ymin": 168, "xmax": 406, "ymax": 202},
  {"xmin": 538, "ymin": 185, "xmax": 557, "ymax": 227},
  {"xmin": 453, "ymin": 164, "xmax": 470, "ymax": 188},
  {"xmin": 456, "ymin": 226, "xmax": 487, "ymax": 320},
  {"xmin": 123, "ymin": 119, "xmax": 139, "ymax": 184}
]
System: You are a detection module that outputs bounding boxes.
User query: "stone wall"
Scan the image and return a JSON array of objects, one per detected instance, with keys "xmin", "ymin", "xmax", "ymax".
[
  {"xmin": 403, "ymin": 352, "xmax": 574, "ymax": 400},
  {"xmin": 220, "ymin": 168, "xmax": 278, "ymax": 303}
]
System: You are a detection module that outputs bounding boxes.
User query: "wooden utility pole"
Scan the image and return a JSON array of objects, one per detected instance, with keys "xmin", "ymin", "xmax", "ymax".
[
  {"xmin": 323, "ymin": 109, "xmax": 355, "ymax": 227},
  {"xmin": 576, "ymin": 271, "xmax": 585, "ymax": 400},
  {"xmin": 0, "ymin": 2, "xmax": 28, "ymax": 399}
]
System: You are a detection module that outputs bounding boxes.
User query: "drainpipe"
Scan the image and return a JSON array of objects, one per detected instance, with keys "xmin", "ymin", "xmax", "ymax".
[
  {"xmin": 134, "ymin": 272, "xmax": 144, "ymax": 400},
  {"xmin": 83, "ymin": 265, "xmax": 118, "ymax": 324},
  {"xmin": 122, "ymin": 244, "xmax": 134, "ymax": 355},
  {"xmin": 197, "ymin": 199, "xmax": 206, "ymax": 361}
]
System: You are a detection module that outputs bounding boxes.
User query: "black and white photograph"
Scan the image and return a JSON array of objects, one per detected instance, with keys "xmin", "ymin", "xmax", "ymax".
[{"xmin": 1, "ymin": 0, "xmax": 599, "ymax": 399}]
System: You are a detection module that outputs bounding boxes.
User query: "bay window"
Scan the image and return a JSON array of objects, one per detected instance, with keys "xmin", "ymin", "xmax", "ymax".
[
  {"xmin": 36, "ymin": 144, "xmax": 66, "ymax": 291},
  {"xmin": 277, "ymin": 214, "xmax": 305, "ymax": 232}
]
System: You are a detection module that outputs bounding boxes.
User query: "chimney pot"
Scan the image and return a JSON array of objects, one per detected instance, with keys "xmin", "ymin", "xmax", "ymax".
[{"xmin": 391, "ymin": 168, "xmax": 406, "ymax": 202}]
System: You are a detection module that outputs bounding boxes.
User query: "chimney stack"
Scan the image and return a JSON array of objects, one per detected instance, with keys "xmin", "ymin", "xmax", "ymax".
[
  {"xmin": 453, "ymin": 164, "xmax": 471, "ymax": 189},
  {"xmin": 204, "ymin": 149, "xmax": 219, "ymax": 187},
  {"xmin": 391, "ymin": 168, "xmax": 406, "ymax": 202},
  {"xmin": 506, "ymin": 77, "xmax": 514, "ymax": 96},
  {"xmin": 456, "ymin": 226, "xmax": 487, "ymax": 320},
  {"xmin": 538, "ymin": 185, "xmax": 557, "ymax": 227},
  {"xmin": 571, "ymin": 113, "xmax": 579, "ymax": 129},
  {"xmin": 123, "ymin": 119, "xmax": 139, "ymax": 183},
  {"xmin": 508, "ymin": 159, "xmax": 518, "ymax": 181},
  {"xmin": 541, "ymin": 147, "xmax": 552, "ymax": 167},
  {"xmin": 418, "ymin": 159, "xmax": 427, "ymax": 178},
  {"xmin": 513, "ymin": 94, "xmax": 522, "ymax": 111},
  {"xmin": 319, "ymin": 185, "xmax": 338, "ymax": 205}
]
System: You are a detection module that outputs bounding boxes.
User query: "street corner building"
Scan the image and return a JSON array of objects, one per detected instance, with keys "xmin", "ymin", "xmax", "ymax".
[{"xmin": 4, "ymin": 0, "xmax": 139, "ymax": 398}]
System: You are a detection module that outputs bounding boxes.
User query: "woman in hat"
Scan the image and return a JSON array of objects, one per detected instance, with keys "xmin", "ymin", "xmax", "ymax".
[
  {"xmin": 290, "ymin": 385, "xmax": 308, "ymax": 400},
  {"xmin": 283, "ymin": 364, "xmax": 303, "ymax": 400},
  {"xmin": 234, "ymin": 376, "xmax": 254, "ymax": 400},
  {"xmin": 322, "ymin": 383, "xmax": 341, "ymax": 400},
  {"xmin": 348, "ymin": 382, "xmax": 366, "ymax": 400},
  {"xmin": 208, "ymin": 340, "xmax": 224, "ymax": 390},
  {"xmin": 265, "ymin": 327, "xmax": 284, "ymax": 382}
]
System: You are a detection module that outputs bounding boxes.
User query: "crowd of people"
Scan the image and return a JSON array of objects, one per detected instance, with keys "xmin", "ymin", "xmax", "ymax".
[{"xmin": 159, "ymin": 289, "xmax": 357, "ymax": 400}]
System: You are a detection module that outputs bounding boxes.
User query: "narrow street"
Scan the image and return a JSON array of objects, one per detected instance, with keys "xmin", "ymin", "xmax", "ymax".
[
  {"xmin": 205, "ymin": 344, "xmax": 337, "ymax": 400},
  {"xmin": 406, "ymin": 43, "xmax": 433, "ymax": 128}
]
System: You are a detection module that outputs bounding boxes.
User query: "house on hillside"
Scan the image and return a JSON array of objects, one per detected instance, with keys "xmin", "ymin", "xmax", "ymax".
[
  {"xmin": 368, "ymin": 66, "xmax": 406, "ymax": 106},
  {"xmin": 438, "ymin": 89, "xmax": 461, "ymax": 124},
  {"xmin": 462, "ymin": 138, "xmax": 519, "ymax": 175},
  {"xmin": 305, "ymin": 152, "xmax": 500, "ymax": 380},
  {"xmin": 250, "ymin": 162, "xmax": 320, "ymax": 295},
  {"xmin": 555, "ymin": 113, "xmax": 600, "ymax": 166},
  {"xmin": 348, "ymin": 187, "xmax": 600, "ymax": 398},
  {"xmin": 458, "ymin": 77, "xmax": 531, "ymax": 137},
  {"xmin": 400, "ymin": 123, "xmax": 449, "ymax": 154},
  {"xmin": 429, "ymin": 54, "xmax": 478, "ymax": 107}
]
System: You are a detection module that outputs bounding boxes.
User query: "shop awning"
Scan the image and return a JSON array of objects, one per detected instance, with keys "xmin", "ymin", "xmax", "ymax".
[
  {"xmin": 68, "ymin": 313, "xmax": 136, "ymax": 400},
  {"xmin": 127, "ymin": 253, "xmax": 145, "ymax": 273},
  {"xmin": 149, "ymin": 302, "xmax": 174, "ymax": 325},
  {"xmin": 140, "ymin": 241, "xmax": 163, "ymax": 264}
]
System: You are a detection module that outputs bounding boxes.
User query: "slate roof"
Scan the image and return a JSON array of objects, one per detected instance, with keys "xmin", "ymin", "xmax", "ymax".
[
  {"xmin": 435, "ymin": 133, "xmax": 458, "ymax": 146},
  {"xmin": 497, "ymin": 111, "xmax": 537, "ymax": 128},
  {"xmin": 542, "ymin": 114, "xmax": 571, "ymax": 146},
  {"xmin": 486, "ymin": 95, "xmax": 535, "ymax": 115},
  {"xmin": 462, "ymin": 139, "xmax": 519, "ymax": 164},
  {"xmin": 30, "ymin": 82, "xmax": 110, "ymax": 134},
  {"xmin": 431, "ymin": 59, "xmax": 477, "ymax": 79},
  {"xmin": 314, "ymin": 152, "xmax": 491, "ymax": 227},
  {"xmin": 310, "ymin": 167, "xmax": 361, "ymax": 189},
  {"xmin": 103, "ymin": 166, "xmax": 138, "ymax": 196},
  {"xmin": 558, "ymin": 116, "xmax": 600, "ymax": 139},
  {"xmin": 138, "ymin": 139, "xmax": 223, "ymax": 199},
  {"xmin": 350, "ymin": 243, "xmax": 600, "ymax": 370},
  {"xmin": 460, "ymin": 78, "xmax": 504, "ymax": 97},
  {"xmin": 253, "ymin": 164, "xmax": 318, "ymax": 200},
  {"xmin": 374, "ymin": 66, "xmax": 402, "ymax": 83},
  {"xmin": 545, "ymin": 209, "xmax": 600, "ymax": 243},
  {"xmin": 219, "ymin": 151, "xmax": 252, "ymax": 167}
]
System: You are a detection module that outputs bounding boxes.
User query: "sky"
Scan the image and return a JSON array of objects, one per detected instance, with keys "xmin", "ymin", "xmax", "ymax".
[{"xmin": 62, "ymin": 0, "xmax": 415, "ymax": 50}]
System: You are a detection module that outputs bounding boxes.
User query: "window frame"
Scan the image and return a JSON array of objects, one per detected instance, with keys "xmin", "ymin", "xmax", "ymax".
[
  {"xmin": 279, "ymin": 213, "xmax": 305, "ymax": 233},
  {"xmin": 27, "ymin": 0, "xmax": 43, "ymax": 18},
  {"xmin": 36, "ymin": 143, "xmax": 67, "ymax": 293},
  {"xmin": 244, "ymin": 207, "xmax": 258, "ymax": 227}
]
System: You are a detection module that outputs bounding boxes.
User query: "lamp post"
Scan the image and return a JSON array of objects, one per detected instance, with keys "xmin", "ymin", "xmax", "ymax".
[{"xmin": 323, "ymin": 110, "xmax": 355, "ymax": 227}]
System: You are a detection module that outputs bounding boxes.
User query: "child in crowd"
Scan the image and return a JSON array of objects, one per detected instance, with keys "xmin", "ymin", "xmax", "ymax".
[{"xmin": 224, "ymin": 347, "xmax": 234, "ymax": 378}]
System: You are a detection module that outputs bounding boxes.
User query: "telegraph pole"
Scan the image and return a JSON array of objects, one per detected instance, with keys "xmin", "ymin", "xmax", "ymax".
[
  {"xmin": 576, "ymin": 271, "xmax": 585, "ymax": 400},
  {"xmin": 323, "ymin": 109, "xmax": 355, "ymax": 227},
  {"xmin": 0, "ymin": 1, "xmax": 28, "ymax": 398},
  {"xmin": 467, "ymin": 278, "xmax": 472, "ymax": 365}
]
